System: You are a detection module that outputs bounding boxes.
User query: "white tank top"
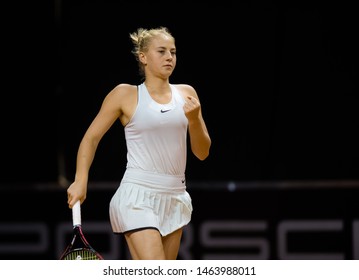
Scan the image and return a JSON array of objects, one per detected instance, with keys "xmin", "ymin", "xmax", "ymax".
[{"xmin": 124, "ymin": 83, "xmax": 188, "ymax": 176}]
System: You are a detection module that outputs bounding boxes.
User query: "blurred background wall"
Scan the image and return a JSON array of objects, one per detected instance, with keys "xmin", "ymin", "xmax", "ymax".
[{"xmin": 1, "ymin": 1, "xmax": 358, "ymax": 259}]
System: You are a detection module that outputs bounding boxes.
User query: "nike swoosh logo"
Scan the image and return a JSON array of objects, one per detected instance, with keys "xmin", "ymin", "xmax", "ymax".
[{"xmin": 161, "ymin": 109, "xmax": 171, "ymax": 113}]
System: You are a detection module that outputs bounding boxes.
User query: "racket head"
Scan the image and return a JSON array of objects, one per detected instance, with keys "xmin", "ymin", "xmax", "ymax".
[
  {"xmin": 60, "ymin": 225, "xmax": 104, "ymax": 260},
  {"xmin": 61, "ymin": 248, "xmax": 103, "ymax": 260},
  {"xmin": 60, "ymin": 201, "xmax": 104, "ymax": 260}
]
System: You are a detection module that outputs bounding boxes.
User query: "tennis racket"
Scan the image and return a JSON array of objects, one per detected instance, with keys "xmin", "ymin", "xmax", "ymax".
[{"xmin": 60, "ymin": 200, "xmax": 104, "ymax": 260}]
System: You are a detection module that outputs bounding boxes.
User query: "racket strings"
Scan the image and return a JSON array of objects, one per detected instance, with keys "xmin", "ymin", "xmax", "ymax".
[{"xmin": 62, "ymin": 249, "xmax": 102, "ymax": 260}]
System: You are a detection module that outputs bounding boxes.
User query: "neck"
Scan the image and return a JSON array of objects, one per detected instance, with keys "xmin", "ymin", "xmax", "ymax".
[{"xmin": 144, "ymin": 79, "xmax": 170, "ymax": 94}]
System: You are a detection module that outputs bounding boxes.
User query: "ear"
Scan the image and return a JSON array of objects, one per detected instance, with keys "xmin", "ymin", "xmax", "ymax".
[{"xmin": 139, "ymin": 52, "xmax": 147, "ymax": 65}]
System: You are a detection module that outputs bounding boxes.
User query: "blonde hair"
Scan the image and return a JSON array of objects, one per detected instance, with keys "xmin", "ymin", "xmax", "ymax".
[{"xmin": 129, "ymin": 26, "xmax": 174, "ymax": 79}]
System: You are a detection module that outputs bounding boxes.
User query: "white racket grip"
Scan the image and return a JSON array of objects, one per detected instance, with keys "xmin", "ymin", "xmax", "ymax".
[{"xmin": 72, "ymin": 200, "xmax": 81, "ymax": 226}]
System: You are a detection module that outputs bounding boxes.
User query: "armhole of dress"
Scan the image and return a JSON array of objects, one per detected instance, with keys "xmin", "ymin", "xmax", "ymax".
[
  {"xmin": 124, "ymin": 85, "xmax": 140, "ymax": 128},
  {"xmin": 171, "ymin": 84, "xmax": 185, "ymax": 103},
  {"xmin": 137, "ymin": 84, "xmax": 140, "ymax": 103}
]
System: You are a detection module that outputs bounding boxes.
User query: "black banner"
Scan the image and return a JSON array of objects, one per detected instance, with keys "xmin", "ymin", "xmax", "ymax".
[{"xmin": 0, "ymin": 181, "xmax": 358, "ymax": 260}]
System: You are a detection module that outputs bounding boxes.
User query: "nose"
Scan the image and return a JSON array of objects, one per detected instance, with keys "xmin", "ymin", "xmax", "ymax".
[{"xmin": 166, "ymin": 51, "xmax": 174, "ymax": 60}]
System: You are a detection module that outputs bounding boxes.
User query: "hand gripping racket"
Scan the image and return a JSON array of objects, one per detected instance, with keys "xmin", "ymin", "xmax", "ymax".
[{"xmin": 60, "ymin": 200, "xmax": 104, "ymax": 260}]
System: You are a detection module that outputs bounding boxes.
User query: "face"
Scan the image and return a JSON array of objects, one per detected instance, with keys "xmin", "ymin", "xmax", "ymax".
[{"xmin": 140, "ymin": 34, "xmax": 176, "ymax": 78}]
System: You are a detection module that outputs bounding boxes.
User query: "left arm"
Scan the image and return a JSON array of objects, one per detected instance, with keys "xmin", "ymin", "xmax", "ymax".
[{"xmin": 180, "ymin": 85, "xmax": 211, "ymax": 160}]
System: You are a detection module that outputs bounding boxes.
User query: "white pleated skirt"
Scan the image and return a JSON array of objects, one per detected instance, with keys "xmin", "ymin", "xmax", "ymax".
[{"xmin": 109, "ymin": 168, "xmax": 192, "ymax": 236}]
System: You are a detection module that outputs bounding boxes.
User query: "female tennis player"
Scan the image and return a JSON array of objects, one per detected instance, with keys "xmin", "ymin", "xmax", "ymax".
[{"xmin": 66, "ymin": 26, "xmax": 211, "ymax": 260}]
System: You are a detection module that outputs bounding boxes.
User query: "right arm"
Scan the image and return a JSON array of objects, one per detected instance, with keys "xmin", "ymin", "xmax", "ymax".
[{"xmin": 66, "ymin": 84, "xmax": 135, "ymax": 208}]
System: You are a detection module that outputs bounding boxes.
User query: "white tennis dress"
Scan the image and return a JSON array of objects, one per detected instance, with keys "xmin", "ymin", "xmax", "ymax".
[{"xmin": 109, "ymin": 83, "xmax": 192, "ymax": 236}]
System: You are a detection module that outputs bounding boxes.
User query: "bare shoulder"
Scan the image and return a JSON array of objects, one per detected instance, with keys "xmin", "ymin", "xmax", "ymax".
[
  {"xmin": 108, "ymin": 83, "xmax": 137, "ymax": 99},
  {"xmin": 173, "ymin": 84, "xmax": 198, "ymax": 98},
  {"xmin": 103, "ymin": 83, "xmax": 138, "ymax": 125},
  {"xmin": 102, "ymin": 83, "xmax": 137, "ymax": 106}
]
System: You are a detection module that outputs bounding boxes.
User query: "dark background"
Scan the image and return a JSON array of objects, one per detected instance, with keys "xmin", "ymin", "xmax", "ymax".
[
  {"xmin": 2, "ymin": 1, "xmax": 358, "ymax": 184},
  {"xmin": 1, "ymin": 1, "xmax": 359, "ymax": 260}
]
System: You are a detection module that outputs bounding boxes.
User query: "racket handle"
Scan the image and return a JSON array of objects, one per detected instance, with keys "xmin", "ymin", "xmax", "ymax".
[{"xmin": 72, "ymin": 200, "xmax": 81, "ymax": 226}]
